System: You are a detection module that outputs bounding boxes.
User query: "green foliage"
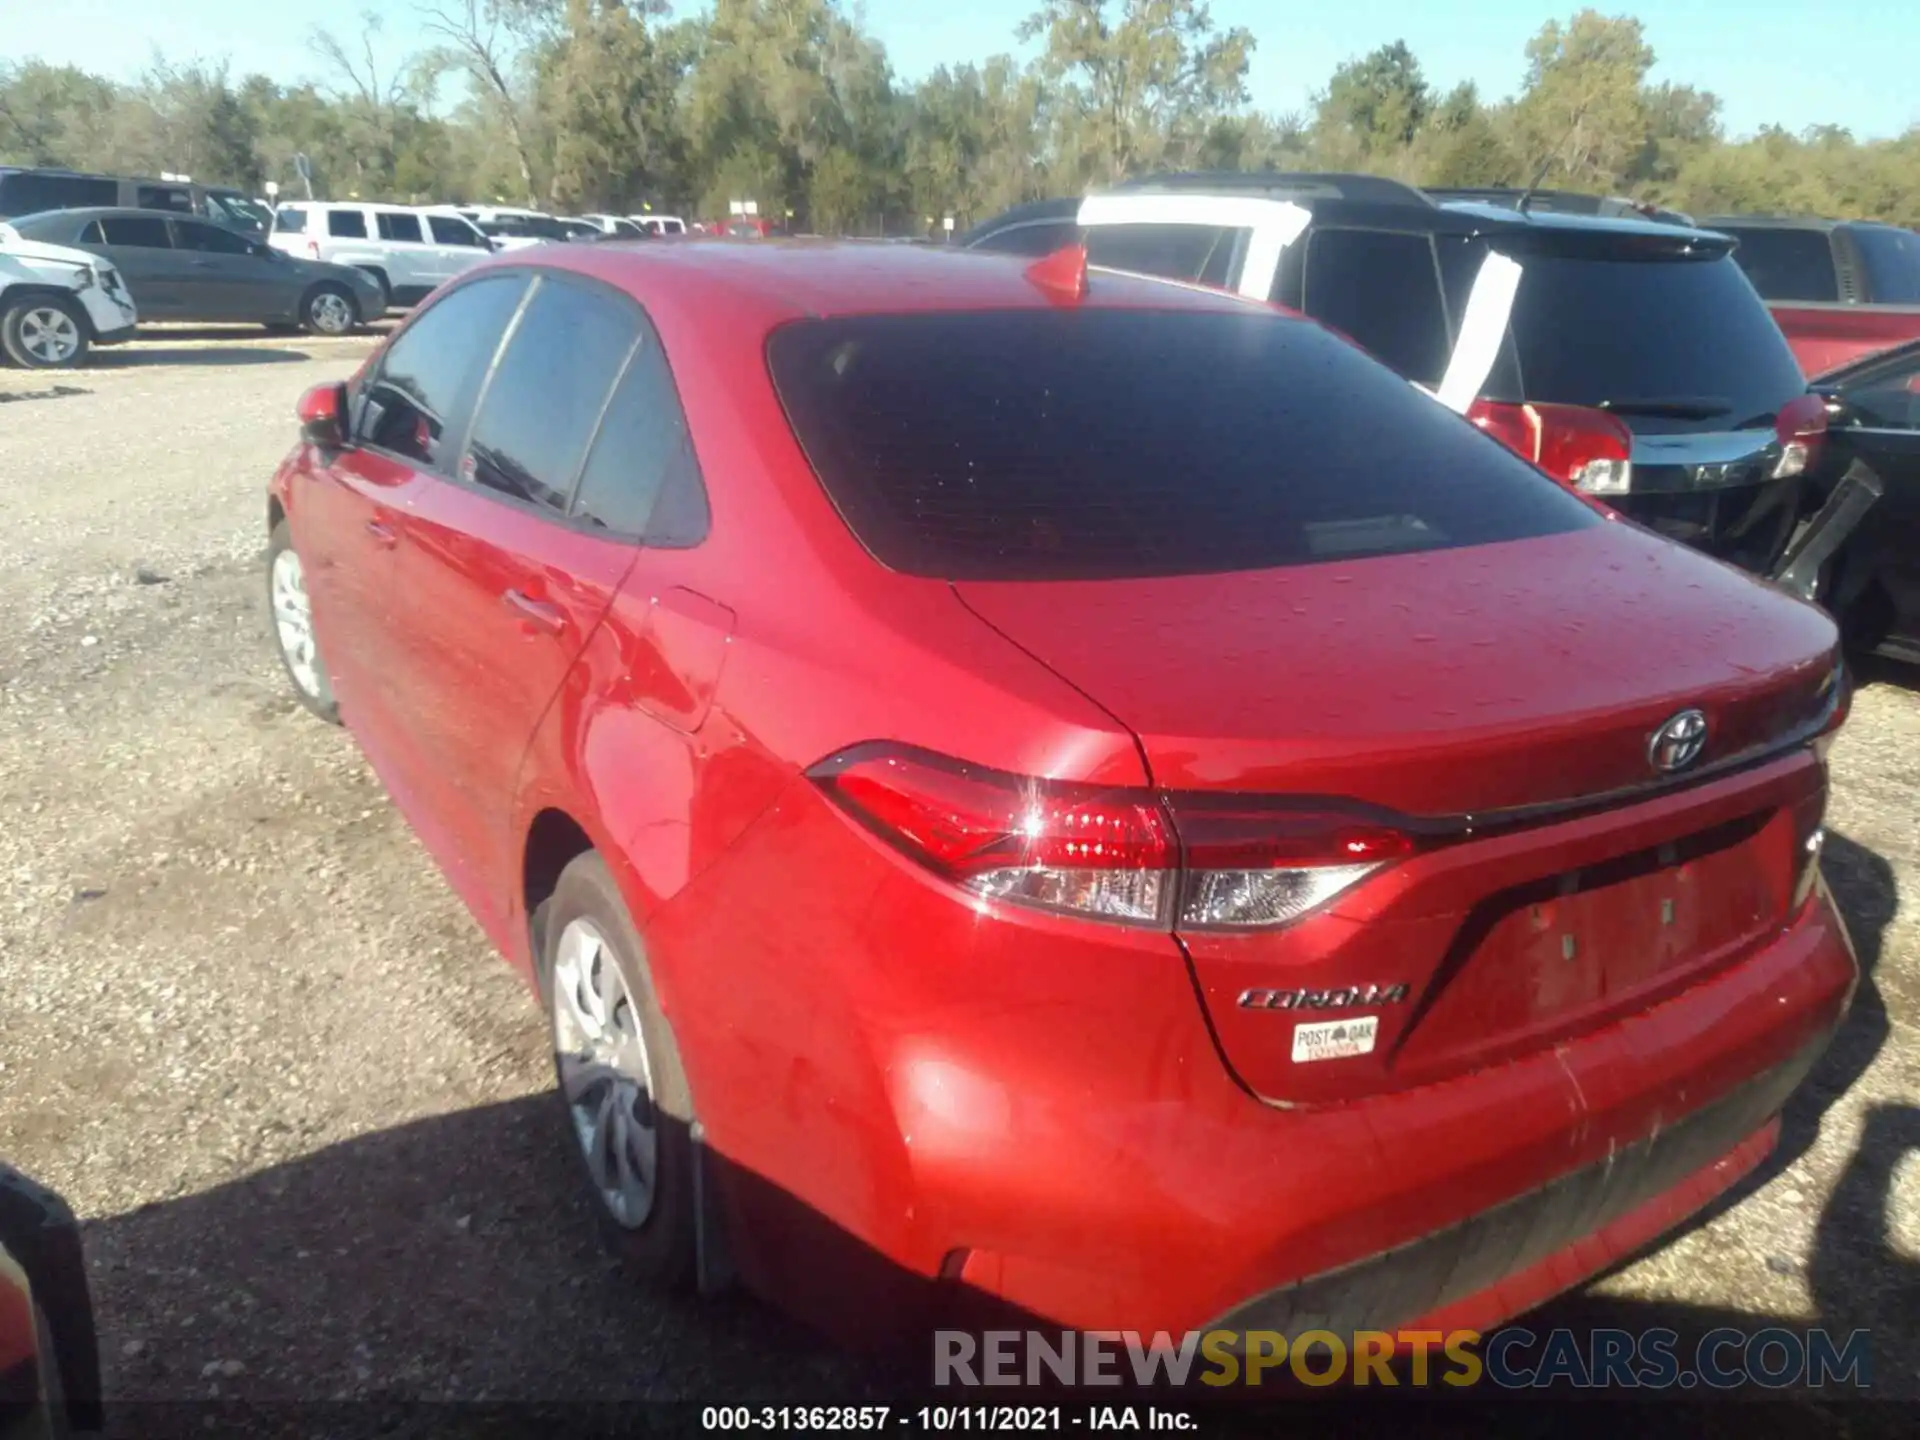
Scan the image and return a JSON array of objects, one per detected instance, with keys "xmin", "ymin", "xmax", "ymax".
[{"xmin": 2, "ymin": 5, "xmax": 1916, "ymax": 231}]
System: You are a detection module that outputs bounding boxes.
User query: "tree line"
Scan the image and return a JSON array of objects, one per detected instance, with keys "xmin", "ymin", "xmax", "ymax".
[{"xmin": 3, "ymin": 1, "xmax": 1916, "ymax": 233}]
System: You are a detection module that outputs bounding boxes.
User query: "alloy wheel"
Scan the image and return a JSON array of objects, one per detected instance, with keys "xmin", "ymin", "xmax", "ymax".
[
  {"xmin": 18, "ymin": 306, "xmax": 80, "ymax": 364},
  {"xmin": 309, "ymin": 292, "xmax": 353, "ymax": 334},
  {"xmin": 270, "ymin": 547, "xmax": 322, "ymax": 697},
  {"xmin": 551, "ymin": 917, "xmax": 659, "ymax": 1229}
]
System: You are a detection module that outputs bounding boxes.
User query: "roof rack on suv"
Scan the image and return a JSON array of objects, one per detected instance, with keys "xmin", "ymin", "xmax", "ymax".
[{"xmin": 1113, "ymin": 171, "xmax": 1435, "ymax": 209}]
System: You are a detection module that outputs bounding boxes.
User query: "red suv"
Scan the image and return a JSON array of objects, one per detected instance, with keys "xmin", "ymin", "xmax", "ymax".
[{"xmin": 265, "ymin": 240, "xmax": 1856, "ymax": 1347}]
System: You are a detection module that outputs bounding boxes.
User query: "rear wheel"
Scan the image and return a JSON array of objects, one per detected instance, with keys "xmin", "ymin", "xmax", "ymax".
[
  {"xmin": 542, "ymin": 852, "xmax": 698, "ymax": 1288},
  {"xmin": 300, "ymin": 284, "xmax": 357, "ymax": 336},
  {"xmin": 1, "ymin": 293, "xmax": 89, "ymax": 368},
  {"xmin": 266, "ymin": 520, "xmax": 340, "ymax": 723}
]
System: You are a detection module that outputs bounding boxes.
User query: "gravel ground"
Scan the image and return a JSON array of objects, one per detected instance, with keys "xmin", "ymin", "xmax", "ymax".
[{"xmin": 0, "ymin": 331, "xmax": 1916, "ymax": 1427}]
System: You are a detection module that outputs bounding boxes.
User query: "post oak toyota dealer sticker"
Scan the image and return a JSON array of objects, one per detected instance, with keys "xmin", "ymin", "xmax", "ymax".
[{"xmin": 1292, "ymin": 1016, "xmax": 1380, "ymax": 1063}]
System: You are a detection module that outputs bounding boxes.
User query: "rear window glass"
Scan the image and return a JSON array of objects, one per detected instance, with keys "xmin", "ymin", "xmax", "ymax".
[
  {"xmin": 99, "ymin": 215, "xmax": 173, "ymax": 248},
  {"xmin": 1723, "ymin": 228, "xmax": 1837, "ymax": 302},
  {"xmin": 275, "ymin": 208, "xmax": 308, "ymax": 234},
  {"xmin": 971, "ymin": 220, "xmax": 1079, "ymax": 257},
  {"xmin": 1507, "ymin": 252, "xmax": 1807, "ymax": 429},
  {"xmin": 1853, "ymin": 225, "xmax": 1920, "ymax": 304},
  {"xmin": 1302, "ymin": 228, "xmax": 1451, "ymax": 383},
  {"xmin": 1085, "ymin": 224, "xmax": 1238, "ymax": 288},
  {"xmin": 768, "ymin": 310, "xmax": 1598, "ymax": 581}
]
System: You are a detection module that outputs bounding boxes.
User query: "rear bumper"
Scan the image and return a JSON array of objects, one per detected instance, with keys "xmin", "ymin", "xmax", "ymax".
[{"xmin": 934, "ymin": 885, "xmax": 1854, "ymax": 1337}]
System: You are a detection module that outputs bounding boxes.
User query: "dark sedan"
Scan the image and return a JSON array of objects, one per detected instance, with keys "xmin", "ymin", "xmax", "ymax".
[{"xmin": 5, "ymin": 207, "xmax": 386, "ymax": 334}]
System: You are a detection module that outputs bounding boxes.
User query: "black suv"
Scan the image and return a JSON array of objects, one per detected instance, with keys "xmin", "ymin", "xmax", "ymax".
[{"xmin": 960, "ymin": 172, "xmax": 1866, "ymax": 580}]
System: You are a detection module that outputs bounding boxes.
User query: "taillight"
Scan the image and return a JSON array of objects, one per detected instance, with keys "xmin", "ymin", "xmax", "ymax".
[
  {"xmin": 1772, "ymin": 393, "xmax": 1829, "ymax": 479},
  {"xmin": 1792, "ymin": 658, "xmax": 1848, "ymax": 912},
  {"xmin": 305, "ymin": 239, "xmax": 321, "ymax": 259},
  {"xmin": 1467, "ymin": 399, "xmax": 1634, "ymax": 495},
  {"xmin": 808, "ymin": 744, "xmax": 1406, "ymax": 930}
]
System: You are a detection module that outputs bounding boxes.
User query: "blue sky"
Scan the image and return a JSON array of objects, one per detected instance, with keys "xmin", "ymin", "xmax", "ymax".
[{"xmin": 10, "ymin": 0, "xmax": 1918, "ymax": 141}]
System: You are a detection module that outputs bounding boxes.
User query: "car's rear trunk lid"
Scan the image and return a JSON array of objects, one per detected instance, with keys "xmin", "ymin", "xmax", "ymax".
[{"xmin": 956, "ymin": 523, "xmax": 1839, "ymax": 1104}]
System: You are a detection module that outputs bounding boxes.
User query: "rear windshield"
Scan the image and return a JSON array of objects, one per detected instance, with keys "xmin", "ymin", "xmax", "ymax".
[
  {"xmin": 1723, "ymin": 227, "xmax": 1837, "ymax": 302},
  {"xmin": 1853, "ymin": 225, "xmax": 1920, "ymax": 304},
  {"xmin": 767, "ymin": 309, "xmax": 1598, "ymax": 581},
  {"xmin": 0, "ymin": 172, "xmax": 118, "ymax": 215},
  {"xmin": 1506, "ymin": 252, "xmax": 1808, "ymax": 429}
]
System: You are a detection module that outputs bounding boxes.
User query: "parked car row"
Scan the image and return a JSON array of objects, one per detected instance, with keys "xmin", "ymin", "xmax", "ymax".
[{"xmin": 957, "ymin": 171, "xmax": 1917, "ymax": 668}]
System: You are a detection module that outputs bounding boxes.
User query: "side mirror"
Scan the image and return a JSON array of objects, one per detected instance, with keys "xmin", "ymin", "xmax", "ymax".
[{"xmin": 297, "ymin": 381, "xmax": 348, "ymax": 448}]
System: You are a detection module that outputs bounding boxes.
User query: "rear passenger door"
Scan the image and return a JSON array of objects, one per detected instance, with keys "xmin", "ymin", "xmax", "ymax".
[
  {"xmin": 378, "ymin": 271, "xmax": 657, "ymax": 936},
  {"xmin": 428, "ymin": 213, "xmax": 493, "ymax": 279}
]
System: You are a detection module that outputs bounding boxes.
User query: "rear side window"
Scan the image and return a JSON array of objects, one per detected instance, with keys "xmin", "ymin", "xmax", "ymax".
[
  {"xmin": 464, "ymin": 277, "xmax": 639, "ymax": 511},
  {"xmin": 1508, "ymin": 252, "xmax": 1808, "ymax": 430},
  {"xmin": 99, "ymin": 215, "xmax": 173, "ymax": 248},
  {"xmin": 1301, "ymin": 229, "xmax": 1451, "ymax": 384},
  {"xmin": 1085, "ymin": 224, "xmax": 1238, "ymax": 287},
  {"xmin": 0, "ymin": 172, "xmax": 117, "ymax": 213},
  {"xmin": 571, "ymin": 332, "xmax": 703, "ymax": 538},
  {"xmin": 359, "ymin": 275, "xmax": 527, "ymax": 469},
  {"xmin": 377, "ymin": 210, "xmax": 423, "ymax": 243},
  {"xmin": 767, "ymin": 310, "xmax": 1598, "ymax": 581},
  {"xmin": 1724, "ymin": 228, "xmax": 1838, "ymax": 302},
  {"xmin": 327, "ymin": 210, "xmax": 368, "ymax": 239},
  {"xmin": 1853, "ymin": 225, "xmax": 1920, "ymax": 304},
  {"xmin": 275, "ymin": 208, "xmax": 308, "ymax": 234},
  {"xmin": 971, "ymin": 221, "xmax": 1079, "ymax": 257}
]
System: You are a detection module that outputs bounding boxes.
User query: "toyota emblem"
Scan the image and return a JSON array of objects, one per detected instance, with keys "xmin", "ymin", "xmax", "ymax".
[{"xmin": 1648, "ymin": 708, "xmax": 1708, "ymax": 774}]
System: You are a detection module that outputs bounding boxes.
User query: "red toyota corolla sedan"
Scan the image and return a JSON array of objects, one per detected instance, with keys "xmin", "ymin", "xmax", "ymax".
[{"xmin": 264, "ymin": 238, "xmax": 1856, "ymax": 1347}]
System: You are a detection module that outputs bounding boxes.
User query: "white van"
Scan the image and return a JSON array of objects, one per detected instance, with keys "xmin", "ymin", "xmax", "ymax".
[
  {"xmin": 268, "ymin": 202, "xmax": 492, "ymax": 306},
  {"xmin": 630, "ymin": 215, "xmax": 687, "ymax": 236}
]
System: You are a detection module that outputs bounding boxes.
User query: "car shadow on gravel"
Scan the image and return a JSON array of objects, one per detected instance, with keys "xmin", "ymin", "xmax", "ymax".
[
  {"xmin": 76, "ymin": 832, "xmax": 1906, "ymax": 1433},
  {"xmin": 92, "ymin": 346, "xmax": 312, "ymax": 368}
]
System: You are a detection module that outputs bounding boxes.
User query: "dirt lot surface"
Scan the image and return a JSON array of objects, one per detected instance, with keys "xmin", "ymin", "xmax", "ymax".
[{"xmin": 1, "ymin": 330, "xmax": 1916, "ymax": 1429}]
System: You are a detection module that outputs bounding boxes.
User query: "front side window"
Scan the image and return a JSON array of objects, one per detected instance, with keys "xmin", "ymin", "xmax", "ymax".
[
  {"xmin": 327, "ymin": 210, "xmax": 368, "ymax": 239},
  {"xmin": 767, "ymin": 309, "xmax": 1598, "ymax": 581},
  {"xmin": 358, "ymin": 275, "xmax": 528, "ymax": 468},
  {"xmin": 1841, "ymin": 354, "xmax": 1920, "ymax": 430},
  {"xmin": 463, "ymin": 277, "xmax": 639, "ymax": 510},
  {"xmin": 98, "ymin": 215, "xmax": 173, "ymax": 248},
  {"xmin": 377, "ymin": 210, "xmax": 424, "ymax": 243},
  {"xmin": 173, "ymin": 220, "xmax": 252, "ymax": 254},
  {"xmin": 1301, "ymin": 229, "xmax": 1451, "ymax": 384}
]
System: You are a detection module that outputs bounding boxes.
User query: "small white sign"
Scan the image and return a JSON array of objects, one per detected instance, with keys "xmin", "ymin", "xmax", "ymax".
[{"xmin": 1292, "ymin": 1015, "xmax": 1379, "ymax": 1064}]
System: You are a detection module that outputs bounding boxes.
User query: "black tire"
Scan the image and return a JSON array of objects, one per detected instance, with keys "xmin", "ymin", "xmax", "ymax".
[
  {"xmin": 541, "ymin": 852, "xmax": 699, "ymax": 1289},
  {"xmin": 1, "ymin": 292, "xmax": 90, "ymax": 369},
  {"xmin": 265, "ymin": 519, "xmax": 341, "ymax": 724},
  {"xmin": 299, "ymin": 283, "xmax": 359, "ymax": 337}
]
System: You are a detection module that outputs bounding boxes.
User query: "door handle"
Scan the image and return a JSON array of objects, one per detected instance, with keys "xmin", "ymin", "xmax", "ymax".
[
  {"xmin": 187, "ymin": 259, "xmax": 215, "ymax": 268},
  {"xmin": 364, "ymin": 519, "xmax": 397, "ymax": 547},
  {"xmin": 501, "ymin": 589, "xmax": 566, "ymax": 635}
]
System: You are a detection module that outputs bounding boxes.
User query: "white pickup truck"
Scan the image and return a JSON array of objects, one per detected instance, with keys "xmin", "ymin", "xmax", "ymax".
[{"xmin": 0, "ymin": 230, "xmax": 139, "ymax": 368}]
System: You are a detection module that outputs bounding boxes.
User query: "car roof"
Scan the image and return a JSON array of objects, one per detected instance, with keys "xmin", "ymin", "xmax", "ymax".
[{"xmin": 505, "ymin": 237, "xmax": 1267, "ymax": 322}]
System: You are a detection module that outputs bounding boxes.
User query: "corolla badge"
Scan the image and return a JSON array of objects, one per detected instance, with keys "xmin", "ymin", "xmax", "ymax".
[{"xmin": 1648, "ymin": 708, "xmax": 1708, "ymax": 774}]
